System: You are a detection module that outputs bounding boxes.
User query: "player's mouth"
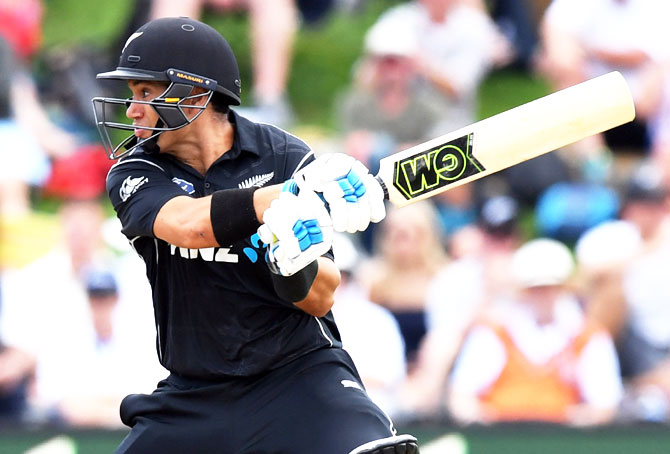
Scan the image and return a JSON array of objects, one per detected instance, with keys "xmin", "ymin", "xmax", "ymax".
[{"xmin": 133, "ymin": 126, "xmax": 152, "ymax": 139}]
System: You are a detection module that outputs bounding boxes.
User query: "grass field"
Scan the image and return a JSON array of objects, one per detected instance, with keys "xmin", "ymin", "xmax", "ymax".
[{"xmin": 4, "ymin": 423, "xmax": 670, "ymax": 454}]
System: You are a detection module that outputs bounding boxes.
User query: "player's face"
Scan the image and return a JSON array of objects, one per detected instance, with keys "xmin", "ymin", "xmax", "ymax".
[{"xmin": 126, "ymin": 80, "xmax": 168, "ymax": 139}]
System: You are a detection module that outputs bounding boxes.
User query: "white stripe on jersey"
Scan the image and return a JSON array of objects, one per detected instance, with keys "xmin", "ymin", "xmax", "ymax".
[
  {"xmin": 108, "ymin": 158, "xmax": 167, "ymax": 178},
  {"xmin": 292, "ymin": 149, "xmax": 315, "ymax": 176},
  {"xmin": 313, "ymin": 317, "xmax": 334, "ymax": 347}
]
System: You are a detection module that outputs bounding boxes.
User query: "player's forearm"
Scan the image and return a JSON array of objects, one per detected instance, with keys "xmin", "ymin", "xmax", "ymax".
[
  {"xmin": 154, "ymin": 195, "xmax": 217, "ymax": 248},
  {"xmin": 154, "ymin": 185, "xmax": 283, "ymax": 249},
  {"xmin": 294, "ymin": 257, "xmax": 340, "ymax": 317}
]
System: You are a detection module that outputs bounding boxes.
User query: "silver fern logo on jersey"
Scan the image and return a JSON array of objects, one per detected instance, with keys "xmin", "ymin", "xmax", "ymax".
[
  {"xmin": 120, "ymin": 176, "xmax": 148, "ymax": 202},
  {"xmin": 238, "ymin": 172, "xmax": 274, "ymax": 189}
]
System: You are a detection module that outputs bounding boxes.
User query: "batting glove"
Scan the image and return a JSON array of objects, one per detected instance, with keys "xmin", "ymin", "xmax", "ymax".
[
  {"xmin": 257, "ymin": 186, "xmax": 333, "ymax": 277},
  {"xmin": 293, "ymin": 153, "xmax": 386, "ymax": 233}
]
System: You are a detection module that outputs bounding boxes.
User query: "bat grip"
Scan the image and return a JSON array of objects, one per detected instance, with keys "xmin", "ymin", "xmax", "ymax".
[{"xmin": 375, "ymin": 175, "xmax": 390, "ymax": 200}]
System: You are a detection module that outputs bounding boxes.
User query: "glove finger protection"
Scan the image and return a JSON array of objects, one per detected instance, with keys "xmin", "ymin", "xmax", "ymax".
[
  {"xmin": 258, "ymin": 189, "xmax": 333, "ymax": 276},
  {"xmin": 294, "ymin": 153, "xmax": 386, "ymax": 233}
]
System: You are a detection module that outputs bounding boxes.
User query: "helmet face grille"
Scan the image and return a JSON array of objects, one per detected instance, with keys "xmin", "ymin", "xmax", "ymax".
[{"xmin": 91, "ymin": 86, "xmax": 213, "ymax": 160}]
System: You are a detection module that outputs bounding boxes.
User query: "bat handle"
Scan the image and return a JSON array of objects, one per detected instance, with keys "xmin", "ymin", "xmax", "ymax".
[{"xmin": 375, "ymin": 175, "xmax": 390, "ymax": 200}]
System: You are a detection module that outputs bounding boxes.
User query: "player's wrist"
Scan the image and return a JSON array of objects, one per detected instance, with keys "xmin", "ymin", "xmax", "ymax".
[{"xmin": 210, "ymin": 187, "xmax": 261, "ymax": 246}]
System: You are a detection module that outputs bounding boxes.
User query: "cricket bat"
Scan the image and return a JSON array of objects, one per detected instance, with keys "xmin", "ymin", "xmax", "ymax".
[{"xmin": 376, "ymin": 71, "xmax": 635, "ymax": 207}]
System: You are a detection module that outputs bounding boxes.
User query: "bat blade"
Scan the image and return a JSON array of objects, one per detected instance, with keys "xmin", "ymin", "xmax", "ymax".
[{"xmin": 376, "ymin": 71, "xmax": 635, "ymax": 207}]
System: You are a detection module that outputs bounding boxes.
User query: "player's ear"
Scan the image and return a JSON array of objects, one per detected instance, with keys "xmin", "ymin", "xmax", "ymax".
[{"xmin": 189, "ymin": 87, "xmax": 210, "ymax": 106}]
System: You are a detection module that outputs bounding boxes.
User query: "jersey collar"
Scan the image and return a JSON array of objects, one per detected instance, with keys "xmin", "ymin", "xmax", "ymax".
[{"xmin": 224, "ymin": 109, "xmax": 261, "ymax": 160}]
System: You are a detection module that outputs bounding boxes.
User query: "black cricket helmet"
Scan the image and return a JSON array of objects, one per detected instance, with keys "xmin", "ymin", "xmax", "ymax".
[{"xmin": 92, "ymin": 17, "xmax": 242, "ymax": 159}]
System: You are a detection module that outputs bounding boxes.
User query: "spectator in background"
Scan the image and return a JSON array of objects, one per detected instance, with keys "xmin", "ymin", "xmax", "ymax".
[
  {"xmin": 535, "ymin": 0, "xmax": 670, "ymax": 182},
  {"xmin": 0, "ymin": 296, "xmax": 36, "ymax": 425},
  {"xmin": 358, "ymin": 202, "xmax": 447, "ymax": 374},
  {"xmin": 564, "ymin": 162, "xmax": 670, "ymax": 424},
  {"xmin": 470, "ymin": 0, "xmax": 538, "ymax": 70},
  {"xmin": 330, "ymin": 233, "xmax": 407, "ymax": 419},
  {"xmin": 447, "ymin": 238, "xmax": 623, "ymax": 426},
  {"xmin": 337, "ymin": 12, "xmax": 445, "ymax": 173},
  {"xmin": 372, "ymin": 0, "xmax": 510, "ymax": 135},
  {"xmin": 0, "ymin": 0, "xmax": 79, "ymax": 217},
  {"xmin": 122, "ymin": 0, "xmax": 335, "ymax": 128},
  {"xmin": 432, "ymin": 184, "xmax": 478, "ymax": 239},
  {"xmin": 399, "ymin": 195, "xmax": 521, "ymax": 418},
  {"xmin": 614, "ymin": 164, "xmax": 670, "ymax": 422},
  {"xmin": 35, "ymin": 268, "xmax": 165, "ymax": 428},
  {"xmin": 0, "ymin": 153, "xmax": 162, "ymax": 427},
  {"xmin": 0, "ymin": 197, "xmax": 110, "ymax": 424},
  {"xmin": 575, "ymin": 220, "xmax": 642, "ymax": 341}
]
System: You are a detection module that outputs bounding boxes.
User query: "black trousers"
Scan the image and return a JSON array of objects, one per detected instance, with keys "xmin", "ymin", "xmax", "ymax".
[{"xmin": 116, "ymin": 348, "xmax": 397, "ymax": 454}]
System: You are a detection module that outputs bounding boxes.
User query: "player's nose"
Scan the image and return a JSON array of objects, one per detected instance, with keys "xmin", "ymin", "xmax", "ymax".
[{"xmin": 125, "ymin": 99, "xmax": 143, "ymax": 119}]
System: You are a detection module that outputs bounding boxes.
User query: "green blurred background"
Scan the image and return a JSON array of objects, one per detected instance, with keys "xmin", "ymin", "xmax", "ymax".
[
  {"xmin": 39, "ymin": 0, "xmax": 549, "ymax": 131},
  {"xmin": 4, "ymin": 423, "xmax": 670, "ymax": 453}
]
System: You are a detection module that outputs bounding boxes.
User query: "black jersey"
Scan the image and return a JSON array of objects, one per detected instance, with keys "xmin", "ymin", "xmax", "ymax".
[{"xmin": 106, "ymin": 111, "xmax": 341, "ymax": 379}]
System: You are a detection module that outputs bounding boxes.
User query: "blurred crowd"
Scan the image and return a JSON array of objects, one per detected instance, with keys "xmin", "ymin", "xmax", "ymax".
[{"xmin": 0, "ymin": 0, "xmax": 669, "ymax": 432}]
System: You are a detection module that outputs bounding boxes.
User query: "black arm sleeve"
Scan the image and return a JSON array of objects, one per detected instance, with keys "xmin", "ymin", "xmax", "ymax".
[
  {"xmin": 210, "ymin": 187, "xmax": 261, "ymax": 246},
  {"xmin": 270, "ymin": 260, "xmax": 319, "ymax": 303}
]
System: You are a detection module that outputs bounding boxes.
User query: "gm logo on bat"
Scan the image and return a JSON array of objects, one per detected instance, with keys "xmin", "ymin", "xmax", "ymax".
[{"xmin": 393, "ymin": 133, "xmax": 485, "ymax": 200}]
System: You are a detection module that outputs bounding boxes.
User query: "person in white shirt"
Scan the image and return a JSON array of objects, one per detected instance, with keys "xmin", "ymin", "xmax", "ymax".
[
  {"xmin": 536, "ymin": 0, "xmax": 670, "ymax": 180},
  {"xmin": 372, "ymin": 0, "xmax": 508, "ymax": 133},
  {"xmin": 448, "ymin": 238, "xmax": 623, "ymax": 426}
]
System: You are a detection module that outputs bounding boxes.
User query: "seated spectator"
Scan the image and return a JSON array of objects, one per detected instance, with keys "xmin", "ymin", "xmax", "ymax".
[
  {"xmin": 124, "ymin": 0, "xmax": 335, "ymax": 128},
  {"xmin": 398, "ymin": 195, "xmax": 521, "ymax": 417},
  {"xmin": 614, "ymin": 164, "xmax": 670, "ymax": 422},
  {"xmin": 0, "ymin": 303, "xmax": 36, "ymax": 425},
  {"xmin": 432, "ymin": 184, "xmax": 478, "ymax": 239},
  {"xmin": 470, "ymin": 0, "xmax": 538, "ymax": 70},
  {"xmin": 648, "ymin": 76, "xmax": 670, "ymax": 182},
  {"xmin": 575, "ymin": 220, "xmax": 642, "ymax": 339},
  {"xmin": 337, "ymin": 13, "xmax": 445, "ymax": 173},
  {"xmin": 535, "ymin": 0, "xmax": 670, "ymax": 182},
  {"xmin": 574, "ymin": 216, "xmax": 669, "ymax": 423},
  {"xmin": 34, "ymin": 268, "xmax": 165, "ymax": 428},
  {"xmin": 358, "ymin": 202, "xmax": 447, "ymax": 371},
  {"xmin": 1, "ymin": 171, "xmax": 163, "ymax": 427},
  {"xmin": 0, "ymin": 0, "xmax": 80, "ymax": 217},
  {"xmin": 448, "ymin": 238, "xmax": 623, "ymax": 426},
  {"xmin": 330, "ymin": 233, "xmax": 407, "ymax": 418},
  {"xmin": 372, "ymin": 0, "xmax": 509, "ymax": 134}
]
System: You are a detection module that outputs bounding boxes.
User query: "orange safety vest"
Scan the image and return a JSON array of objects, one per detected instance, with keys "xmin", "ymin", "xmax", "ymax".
[{"xmin": 478, "ymin": 320, "xmax": 602, "ymax": 423}]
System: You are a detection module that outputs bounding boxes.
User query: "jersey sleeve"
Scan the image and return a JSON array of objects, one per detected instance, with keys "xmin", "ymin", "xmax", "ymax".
[
  {"xmin": 106, "ymin": 158, "xmax": 186, "ymax": 238},
  {"xmin": 284, "ymin": 135, "xmax": 315, "ymax": 177}
]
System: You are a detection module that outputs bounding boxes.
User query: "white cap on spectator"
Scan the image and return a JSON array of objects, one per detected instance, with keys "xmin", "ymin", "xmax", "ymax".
[
  {"xmin": 512, "ymin": 238, "xmax": 574, "ymax": 288},
  {"xmin": 364, "ymin": 15, "xmax": 417, "ymax": 57},
  {"xmin": 575, "ymin": 220, "xmax": 642, "ymax": 271}
]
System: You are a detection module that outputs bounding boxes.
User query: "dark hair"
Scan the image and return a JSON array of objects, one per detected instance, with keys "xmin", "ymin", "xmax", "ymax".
[{"xmin": 210, "ymin": 92, "xmax": 231, "ymax": 115}]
